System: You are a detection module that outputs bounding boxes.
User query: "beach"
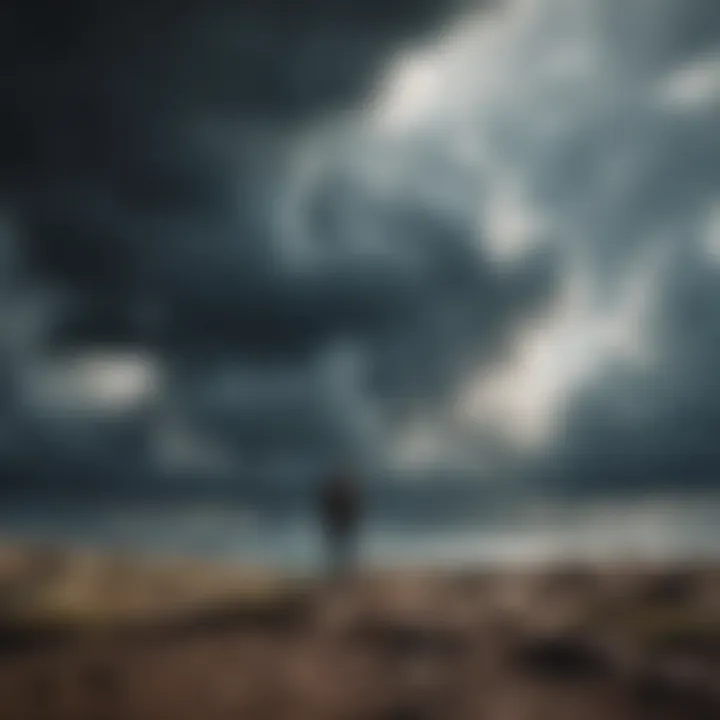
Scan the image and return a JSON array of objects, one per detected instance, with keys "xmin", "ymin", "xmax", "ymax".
[{"xmin": 0, "ymin": 544, "xmax": 717, "ymax": 719}]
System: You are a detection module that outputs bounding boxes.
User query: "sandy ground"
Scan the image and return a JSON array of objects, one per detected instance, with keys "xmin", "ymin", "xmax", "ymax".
[{"xmin": 0, "ymin": 545, "xmax": 718, "ymax": 719}]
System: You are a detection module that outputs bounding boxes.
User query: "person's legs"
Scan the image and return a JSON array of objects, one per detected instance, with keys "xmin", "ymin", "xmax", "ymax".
[
  {"xmin": 324, "ymin": 526, "xmax": 358, "ymax": 579},
  {"xmin": 323, "ymin": 526, "xmax": 340, "ymax": 579},
  {"xmin": 336, "ymin": 527, "xmax": 359, "ymax": 578}
]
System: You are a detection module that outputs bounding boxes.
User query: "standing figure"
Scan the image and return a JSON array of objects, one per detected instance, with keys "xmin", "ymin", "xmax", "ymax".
[{"xmin": 317, "ymin": 467, "xmax": 362, "ymax": 579}]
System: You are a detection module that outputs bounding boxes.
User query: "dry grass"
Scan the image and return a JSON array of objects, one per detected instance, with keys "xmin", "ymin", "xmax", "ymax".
[
  {"xmin": 619, "ymin": 606, "xmax": 720, "ymax": 656},
  {"xmin": 0, "ymin": 549, "xmax": 718, "ymax": 719},
  {"xmin": 0, "ymin": 544, "xmax": 295, "ymax": 636}
]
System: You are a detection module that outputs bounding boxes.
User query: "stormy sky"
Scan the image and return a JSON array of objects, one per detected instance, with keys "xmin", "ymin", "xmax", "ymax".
[{"xmin": 0, "ymin": 0, "xmax": 719, "ymax": 507}]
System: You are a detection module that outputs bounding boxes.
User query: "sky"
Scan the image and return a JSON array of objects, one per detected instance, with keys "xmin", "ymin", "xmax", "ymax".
[{"xmin": 0, "ymin": 0, "xmax": 719, "ymax": 510}]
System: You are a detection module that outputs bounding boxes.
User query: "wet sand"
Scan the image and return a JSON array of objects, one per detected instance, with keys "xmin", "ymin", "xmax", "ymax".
[{"xmin": 0, "ymin": 545, "xmax": 717, "ymax": 719}]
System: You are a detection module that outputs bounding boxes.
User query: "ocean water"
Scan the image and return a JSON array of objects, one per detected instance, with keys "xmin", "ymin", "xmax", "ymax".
[{"xmin": 0, "ymin": 496, "xmax": 719, "ymax": 570}]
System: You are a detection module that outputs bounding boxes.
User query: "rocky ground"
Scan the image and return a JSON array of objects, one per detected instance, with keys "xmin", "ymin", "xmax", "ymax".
[{"xmin": 0, "ymin": 545, "xmax": 717, "ymax": 719}]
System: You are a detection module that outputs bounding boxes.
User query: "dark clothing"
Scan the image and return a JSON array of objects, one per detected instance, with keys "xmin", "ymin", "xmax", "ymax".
[
  {"xmin": 320, "ymin": 477, "xmax": 359, "ymax": 534},
  {"xmin": 318, "ymin": 474, "xmax": 361, "ymax": 577}
]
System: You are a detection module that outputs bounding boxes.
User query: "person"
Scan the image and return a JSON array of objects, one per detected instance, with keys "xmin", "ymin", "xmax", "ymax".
[{"xmin": 317, "ymin": 466, "xmax": 362, "ymax": 579}]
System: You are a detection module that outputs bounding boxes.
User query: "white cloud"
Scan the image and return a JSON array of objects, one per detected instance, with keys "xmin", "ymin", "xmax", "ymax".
[
  {"xmin": 459, "ymin": 249, "xmax": 664, "ymax": 450},
  {"xmin": 658, "ymin": 52, "xmax": 720, "ymax": 112},
  {"xmin": 23, "ymin": 352, "xmax": 161, "ymax": 416},
  {"xmin": 372, "ymin": 48, "xmax": 447, "ymax": 132},
  {"xmin": 480, "ymin": 178, "xmax": 550, "ymax": 264}
]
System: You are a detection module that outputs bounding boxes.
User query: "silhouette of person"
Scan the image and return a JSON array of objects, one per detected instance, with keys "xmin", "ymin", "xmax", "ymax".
[{"xmin": 317, "ymin": 466, "xmax": 361, "ymax": 579}]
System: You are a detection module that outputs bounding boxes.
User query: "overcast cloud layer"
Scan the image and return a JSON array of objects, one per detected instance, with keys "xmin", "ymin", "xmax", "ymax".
[{"xmin": 0, "ymin": 0, "xmax": 719, "ymax": 508}]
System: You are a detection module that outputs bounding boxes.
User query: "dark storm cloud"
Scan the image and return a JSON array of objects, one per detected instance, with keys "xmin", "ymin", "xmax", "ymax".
[
  {"xmin": 4, "ymin": 0, "xmax": 545, "ymax": 497},
  {"xmin": 1, "ymin": 0, "xmax": 482, "ymax": 348},
  {"xmin": 3, "ymin": 0, "xmax": 718, "ymax": 505}
]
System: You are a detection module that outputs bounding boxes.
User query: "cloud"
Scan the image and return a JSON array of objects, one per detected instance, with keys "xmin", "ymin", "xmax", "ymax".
[
  {"xmin": 442, "ymin": 0, "xmax": 720, "ymax": 496},
  {"xmin": 658, "ymin": 51, "xmax": 720, "ymax": 111},
  {"xmin": 6, "ymin": 0, "xmax": 538, "ymax": 498},
  {"xmin": 1, "ymin": 0, "xmax": 719, "ymax": 506},
  {"xmin": 346, "ymin": 0, "xmax": 720, "ymax": 497}
]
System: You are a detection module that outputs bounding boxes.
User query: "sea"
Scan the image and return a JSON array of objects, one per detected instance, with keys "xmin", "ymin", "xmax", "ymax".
[{"xmin": 0, "ymin": 494, "xmax": 719, "ymax": 571}]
